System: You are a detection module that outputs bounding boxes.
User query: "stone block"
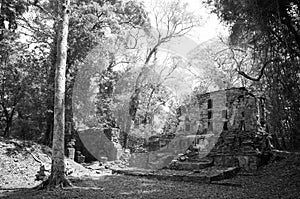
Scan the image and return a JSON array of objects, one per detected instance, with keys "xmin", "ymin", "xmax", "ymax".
[
  {"xmin": 172, "ymin": 161, "xmax": 213, "ymax": 170},
  {"xmin": 223, "ymin": 156, "xmax": 238, "ymax": 166},
  {"xmin": 77, "ymin": 155, "xmax": 85, "ymax": 163},
  {"xmin": 237, "ymin": 156, "xmax": 249, "ymax": 170},
  {"xmin": 100, "ymin": 156, "xmax": 108, "ymax": 163},
  {"xmin": 237, "ymin": 155, "xmax": 258, "ymax": 171},
  {"xmin": 214, "ymin": 156, "xmax": 224, "ymax": 166},
  {"xmin": 67, "ymin": 147, "xmax": 75, "ymax": 160}
]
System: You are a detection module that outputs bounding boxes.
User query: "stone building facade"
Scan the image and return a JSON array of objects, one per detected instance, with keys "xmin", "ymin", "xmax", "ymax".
[
  {"xmin": 177, "ymin": 87, "xmax": 267, "ymax": 170},
  {"xmin": 128, "ymin": 87, "xmax": 269, "ymax": 171}
]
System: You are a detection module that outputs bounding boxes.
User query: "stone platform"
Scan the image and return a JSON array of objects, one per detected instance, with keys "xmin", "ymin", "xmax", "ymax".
[
  {"xmin": 110, "ymin": 166, "xmax": 239, "ymax": 183},
  {"xmin": 170, "ymin": 159, "xmax": 213, "ymax": 170}
]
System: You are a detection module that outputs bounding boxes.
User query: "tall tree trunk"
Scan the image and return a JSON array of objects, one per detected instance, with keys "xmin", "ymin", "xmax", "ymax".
[
  {"xmin": 2, "ymin": 105, "xmax": 15, "ymax": 137},
  {"xmin": 4, "ymin": 116, "xmax": 13, "ymax": 137},
  {"xmin": 43, "ymin": 8, "xmax": 59, "ymax": 146},
  {"xmin": 123, "ymin": 48, "xmax": 158, "ymax": 148},
  {"xmin": 44, "ymin": 65, "xmax": 55, "ymax": 145},
  {"xmin": 41, "ymin": 0, "xmax": 71, "ymax": 188},
  {"xmin": 65, "ymin": 66, "xmax": 78, "ymax": 142}
]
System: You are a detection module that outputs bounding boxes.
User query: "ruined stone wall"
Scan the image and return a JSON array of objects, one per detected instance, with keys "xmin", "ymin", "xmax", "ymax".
[
  {"xmin": 77, "ymin": 128, "xmax": 123, "ymax": 162},
  {"xmin": 130, "ymin": 88, "xmax": 264, "ymax": 170},
  {"xmin": 176, "ymin": 88, "xmax": 261, "ymax": 170},
  {"xmin": 207, "ymin": 88, "xmax": 259, "ymax": 170}
]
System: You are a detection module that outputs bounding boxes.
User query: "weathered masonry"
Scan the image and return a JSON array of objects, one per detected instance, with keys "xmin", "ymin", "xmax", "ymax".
[
  {"xmin": 128, "ymin": 87, "xmax": 270, "ymax": 170},
  {"xmin": 174, "ymin": 87, "xmax": 269, "ymax": 171}
]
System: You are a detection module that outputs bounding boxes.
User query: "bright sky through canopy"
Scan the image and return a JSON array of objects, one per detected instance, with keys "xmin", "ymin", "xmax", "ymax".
[
  {"xmin": 133, "ymin": 0, "xmax": 228, "ymax": 98},
  {"xmin": 139, "ymin": 0, "xmax": 228, "ymax": 44}
]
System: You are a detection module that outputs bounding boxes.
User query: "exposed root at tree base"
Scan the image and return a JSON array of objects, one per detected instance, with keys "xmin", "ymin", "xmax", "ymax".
[{"xmin": 34, "ymin": 176, "xmax": 73, "ymax": 190}]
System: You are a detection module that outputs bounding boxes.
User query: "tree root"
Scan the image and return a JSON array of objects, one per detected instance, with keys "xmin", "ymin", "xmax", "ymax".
[{"xmin": 34, "ymin": 175, "xmax": 73, "ymax": 190}]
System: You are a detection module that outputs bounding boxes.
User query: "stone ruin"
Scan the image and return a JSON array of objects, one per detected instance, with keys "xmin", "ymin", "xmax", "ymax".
[
  {"xmin": 129, "ymin": 87, "xmax": 272, "ymax": 171},
  {"xmin": 170, "ymin": 87, "xmax": 272, "ymax": 171},
  {"xmin": 72, "ymin": 127, "xmax": 123, "ymax": 163},
  {"xmin": 71, "ymin": 87, "xmax": 272, "ymax": 172}
]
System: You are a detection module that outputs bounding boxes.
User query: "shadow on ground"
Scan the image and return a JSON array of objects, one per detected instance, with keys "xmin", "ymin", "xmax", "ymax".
[
  {"xmin": 1, "ymin": 159, "xmax": 300, "ymax": 199},
  {"xmin": 0, "ymin": 174, "xmax": 245, "ymax": 199}
]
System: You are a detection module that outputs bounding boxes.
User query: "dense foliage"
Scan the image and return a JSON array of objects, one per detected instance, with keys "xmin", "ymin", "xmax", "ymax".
[
  {"xmin": 0, "ymin": 0, "xmax": 198, "ymax": 153},
  {"xmin": 206, "ymin": 0, "xmax": 300, "ymax": 149},
  {"xmin": 0, "ymin": 0, "xmax": 149, "ymax": 143},
  {"xmin": 3, "ymin": 0, "xmax": 298, "ymax": 153}
]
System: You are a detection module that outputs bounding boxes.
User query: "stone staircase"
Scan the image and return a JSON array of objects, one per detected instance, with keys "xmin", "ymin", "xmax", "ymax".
[
  {"xmin": 169, "ymin": 158, "xmax": 213, "ymax": 170},
  {"xmin": 111, "ymin": 149, "xmax": 240, "ymax": 183},
  {"xmin": 110, "ymin": 165, "xmax": 240, "ymax": 183}
]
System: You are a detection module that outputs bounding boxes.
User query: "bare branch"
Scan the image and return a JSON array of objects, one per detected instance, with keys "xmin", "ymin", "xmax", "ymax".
[{"xmin": 237, "ymin": 58, "xmax": 281, "ymax": 81}]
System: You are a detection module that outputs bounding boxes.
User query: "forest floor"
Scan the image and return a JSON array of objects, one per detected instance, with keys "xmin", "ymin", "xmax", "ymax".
[{"xmin": 0, "ymin": 137, "xmax": 299, "ymax": 199}]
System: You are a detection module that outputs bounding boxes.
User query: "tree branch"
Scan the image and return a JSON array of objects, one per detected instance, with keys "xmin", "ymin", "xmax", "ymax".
[{"xmin": 237, "ymin": 58, "xmax": 281, "ymax": 81}]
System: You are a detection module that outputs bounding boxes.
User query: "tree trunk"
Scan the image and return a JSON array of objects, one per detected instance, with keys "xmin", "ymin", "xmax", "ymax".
[
  {"xmin": 43, "ymin": 17, "xmax": 59, "ymax": 146},
  {"xmin": 2, "ymin": 106, "xmax": 15, "ymax": 138},
  {"xmin": 41, "ymin": 0, "xmax": 71, "ymax": 188},
  {"xmin": 3, "ymin": 118, "xmax": 12, "ymax": 137},
  {"xmin": 123, "ymin": 47, "xmax": 158, "ymax": 148},
  {"xmin": 43, "ymin": 62, "xmax": 56, "ymax": 145}
]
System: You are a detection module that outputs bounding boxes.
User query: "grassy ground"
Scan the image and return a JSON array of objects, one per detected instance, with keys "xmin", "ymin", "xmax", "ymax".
[{"xmin": 0, "ymin": 137, "xmax": 299, "ymax": 199}]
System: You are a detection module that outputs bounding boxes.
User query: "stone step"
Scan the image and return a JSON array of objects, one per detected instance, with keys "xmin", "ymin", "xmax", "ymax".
[
  {"xmin": 110, "ymin": 166, "xmax": 240, "ymax": 183},
  {"xmin": 170, "ymin": 160, "xmax": 213, "ymax": 170}
]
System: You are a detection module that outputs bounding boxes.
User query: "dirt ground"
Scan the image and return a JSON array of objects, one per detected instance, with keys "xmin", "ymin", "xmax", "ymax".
[{"xmin": 0, "ymin": 138, "xmax": 299, "ymax": 199}]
